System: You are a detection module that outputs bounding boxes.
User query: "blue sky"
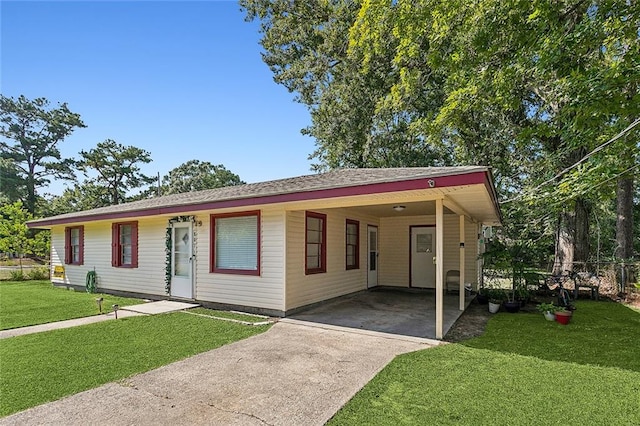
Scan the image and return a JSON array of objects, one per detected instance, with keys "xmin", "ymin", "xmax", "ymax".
[{"xmin": 1, "ymin": 0, "xmax": 315, "ymax": 196}]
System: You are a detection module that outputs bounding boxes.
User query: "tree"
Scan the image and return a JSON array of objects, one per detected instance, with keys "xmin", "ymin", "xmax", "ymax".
[
  {"xmin": 46, "ymin": 182, "xmax": 113, "ymax": 216},
  {"xmin": 77, "ymin": 139, "xmax": 155, "ymax": 205},
  {"xmin": 0, "ymin": 157, "xmax": 23, "ymax": 204},
  {"xmin": 0, "ymin": 95, "xmax": 86, "ymax": 214},
  {"xmin": 0, "ymin": 201, "xmax": 47, "ymax": 269},
  {"xmin": 246, "ymin": 0, "xmax": 640, "ymax": 268},
  {"xmin": 241, "ymin": 0, "xmax": 450, "ymax": 170},
  {"xmin": 160, "ymin": 160, "xmax": 244, "ymax": 195},
  {"xmin": 350, "ymin": 0, "xmax": 640, "ymax": 269}
]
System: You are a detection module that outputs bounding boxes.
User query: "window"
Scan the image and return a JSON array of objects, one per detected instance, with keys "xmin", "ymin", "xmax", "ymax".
[
  {"xmin": 64, "ymin": 226, "xmax": 84, "ymax": 265},
  {"xmin": 305, "ymin": 211, "xmax": 326, "ymax": 274},
  {"xmin": 346, "ymin": 219, "xmax": 359, "ymax": 270},
  {"xmin": 111, "ymin": 222, "xmax": 138, "ymax": 268},
  {"xmin": 211, "ymin": 211, "xmax": 260, "ymax": 275}
]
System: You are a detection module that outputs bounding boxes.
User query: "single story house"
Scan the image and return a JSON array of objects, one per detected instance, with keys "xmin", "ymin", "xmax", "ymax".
[{"xmin": 28, "ymin": 167, "xmax": 501, "ymax": 338}]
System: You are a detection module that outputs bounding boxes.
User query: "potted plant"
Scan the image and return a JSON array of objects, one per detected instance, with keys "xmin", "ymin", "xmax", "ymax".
[
  {"xmin": 555, "ymin": 308, "xmax": 573, "ymax": 325},
  {"xmin": 476, "ymin": 287, "xmax": 489, "ymax": 304},
  {"xmin": 516, "ymin": 284, "xmax": 530, "ymax": 307},
  {"xmin": 487, "ymin": 289, "xmax": 504, "ymax": 314},
  {"xmin": 503, "ymin": 288, "xmax": 521, "ymax": 313},
  {"xmin": 536, "ymin": 302, "xmax": 558, "ymax": 321}
]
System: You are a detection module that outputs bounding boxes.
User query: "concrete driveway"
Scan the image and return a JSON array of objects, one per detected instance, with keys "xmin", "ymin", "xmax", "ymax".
[{"xmin": 1, "ymin": 321, "xmax": 435, "ymax": 425}]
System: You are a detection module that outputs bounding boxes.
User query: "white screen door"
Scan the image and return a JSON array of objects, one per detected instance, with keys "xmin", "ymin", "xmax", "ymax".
[
  {"xmin": 171, "ymin": 222, "xmax": 193, "ymax": 299},
  {"xmin": 411, "ymin": 226, "xmax": 436, "ymax": 288},
  {"xmin": 367, "ymin": 226, "xmax": 378, "ymax": 288}
]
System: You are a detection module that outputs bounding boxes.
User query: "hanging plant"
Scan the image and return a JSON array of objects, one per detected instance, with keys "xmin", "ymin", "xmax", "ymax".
[{"xmin": 165, "ymin": 215, "xmax": 197, "ymax": 294}]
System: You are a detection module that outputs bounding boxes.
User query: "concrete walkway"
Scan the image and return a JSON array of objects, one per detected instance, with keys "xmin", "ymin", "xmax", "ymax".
[
  {"xmin": 1, "ymin": 321, "xmax": 437, "ymax": 425},
  {"xmin": 0, "ymin": 301, "xmax": 199, "ymax": 339}
]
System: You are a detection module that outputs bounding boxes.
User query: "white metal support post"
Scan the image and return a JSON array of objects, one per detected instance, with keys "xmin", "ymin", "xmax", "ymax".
[
  {"xmin": 459, "ymin": 215, "xmax": 465, "ymax": 311},
  {"xmin": 435, "ymin": 198, "xmax": 444, "ymax": 339}
]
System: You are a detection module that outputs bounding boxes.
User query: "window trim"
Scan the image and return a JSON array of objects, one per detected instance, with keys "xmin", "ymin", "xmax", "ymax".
[
  {"xmin": 345, "ymin": 219, "xmax": 359, "ymax": 270},
  {"xmin": 64, "ymin": 225, "xmax": 84, "ymax": 265},
  {"xmin": 305, "ymin": 211, "xmax": 327, "ymax": 275},
  {"xmin": 210, "ymin": 210, "xmax": 261, "ymax": 276},
  {"xmin": 111, "ymin": 221, "xmax": 138, "ymax": 268}
]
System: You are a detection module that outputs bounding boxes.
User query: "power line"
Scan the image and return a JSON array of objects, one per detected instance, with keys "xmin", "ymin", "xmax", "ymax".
[
  {"xmin": 502, "ymin": 117, "xmax": 640, "ymax": 204},
  {"xmin": 543, "ymin": 163, "xmax": 640, "ymax": 211}
]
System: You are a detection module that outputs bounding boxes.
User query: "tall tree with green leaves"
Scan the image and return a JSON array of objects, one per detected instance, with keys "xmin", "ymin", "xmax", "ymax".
[
  {"xmin": 350, "ymin": 0, "xmax": 640, "ymax": 269},
  {"xmin": 241, "ymin": 0, "xmax": 452, "ymax": 169},
  {"xmin": 160, "ymin": 160, "xmax": 244, "ymax": 195},
  {"xmin": 77, "ymin": 139, "xmax": 155, "ymax": 205},
  {"xmin": 0, "ymin": 95, "xmax": 86, "ymax": 214},
  {"xmin": 0, "ymin": 201, "xmax": 49, "ymax": 269},
  {"xmin": 46, "ymin": 182, "xmax": 113, "ymax": 216},
  {"xmin": 245, "ymin": 0, "xmax": 639, "ymax": 268}
]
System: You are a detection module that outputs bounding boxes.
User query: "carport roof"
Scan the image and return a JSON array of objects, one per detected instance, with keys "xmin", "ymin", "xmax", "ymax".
[{"xmin": 27, "ymin": 166, "xmax": 502, "ymax": 227}]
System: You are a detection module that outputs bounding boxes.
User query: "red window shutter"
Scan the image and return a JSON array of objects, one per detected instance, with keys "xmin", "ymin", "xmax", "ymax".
[
  {"xmin": 78, "ymin": 226, "xmax": 84, "ymax": 265},
  {"xmin": 64, "ymin": 227, "xmax": 71, "ymax": 264},
  {"xmin": 111, "ymin": 223, "xmax": 118, "ymax": 267},
  {"xmin": 131, "ymin": 222, "xmax": 139, "ymax": 268}
]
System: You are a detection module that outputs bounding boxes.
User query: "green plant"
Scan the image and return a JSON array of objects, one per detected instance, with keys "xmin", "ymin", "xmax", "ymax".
[
  {"xmin": 536, "ymin": 303, "xmax": 559, "ymax": 314},
  {"xmin": 28, "ymin": 267, "xmax": 50, "ymax": 280},
  {"xmin": 9, "ymin": 270, "xmax": 26, "ymax": 281},
  {"xmin": 487, "ymin": 288, "xmax": 506, "ymax": 303},
  {"xmin": 515, "ymin": 284, "xmax": 530, "ymax": 301}
]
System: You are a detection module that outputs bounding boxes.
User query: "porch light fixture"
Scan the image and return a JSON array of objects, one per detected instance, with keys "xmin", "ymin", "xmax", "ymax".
[{"xmin": 393, "ymin": 205, "xmax": 406, "ymax": 212}]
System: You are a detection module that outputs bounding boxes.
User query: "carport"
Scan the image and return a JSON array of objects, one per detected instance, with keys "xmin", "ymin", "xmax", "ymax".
[
  {"xmin": 290, "ymin": 288, "xmax": 472, "ymax": 339},
  {"xmin": 280, "ymin": 167, "xmax": 502, "ymax": 339}
]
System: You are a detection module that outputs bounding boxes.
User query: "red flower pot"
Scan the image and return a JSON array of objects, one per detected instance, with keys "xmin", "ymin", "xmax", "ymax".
[{"xmin": 555, "ymin": 311, "xmax": 572, "ymax": 325}]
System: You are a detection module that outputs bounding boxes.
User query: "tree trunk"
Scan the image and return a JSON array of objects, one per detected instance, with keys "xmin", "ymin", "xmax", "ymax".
[
  {"xmin": 615, "ymin": 177, "xmax": 634, "ymax": 260},
  {"xmin": 574, "ymin": 197, "xmax": 590, "ymax": 269},
  {"xmin": 553, "ymin": 210, "xmax": 574, "ymax": 274}
]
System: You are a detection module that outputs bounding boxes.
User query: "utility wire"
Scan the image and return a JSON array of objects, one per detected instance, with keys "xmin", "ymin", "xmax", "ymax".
[
  {"xmin": 502, "ymin": 117, "xmax": 640, "ymax": 204},
  {"xmin": 544, "ymin": 163, "xmax": 640, "ymax": 210}
]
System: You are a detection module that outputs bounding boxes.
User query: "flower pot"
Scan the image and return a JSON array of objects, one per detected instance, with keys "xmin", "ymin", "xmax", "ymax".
[
  {"xmin": 503, "ymin": 301, "xmax": 521, "ymax": 313},
  {"xmin": 476, "ymin": 293, "xmax": 489, "ymax": 305},
  {"xmin": 543, "ymin": 311, "xmax": 556, "ymax": 321},
  {"xmin": 488, "ymin": 301, "xmax": 501, "ymax": 313},
  {"xmin": 555, "ymin": 310, "xmax": 572, "ymax": 325}
]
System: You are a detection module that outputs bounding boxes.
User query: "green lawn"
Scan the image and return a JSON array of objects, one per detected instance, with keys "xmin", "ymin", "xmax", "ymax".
[
  {"xmin": 0, "ymin": 312, "xmax": 269, "ymax": 417},
  {"xmin": 329, "ymin": 301, "xmax": 640, "ymax": 425},
  {"xmin": 0, "ymin": 280, "xmax": 143, "ymax": 330}
]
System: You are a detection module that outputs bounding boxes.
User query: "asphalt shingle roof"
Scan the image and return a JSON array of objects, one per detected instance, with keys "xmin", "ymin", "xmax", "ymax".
[{"xmin": 29, "ymin": 166, "xmax": 489, "ymax": 225}]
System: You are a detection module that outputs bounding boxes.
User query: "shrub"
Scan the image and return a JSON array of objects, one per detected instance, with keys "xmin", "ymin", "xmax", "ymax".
[
  {"xmin": 9, "ymin": 270, "xmax": 26, "ymax": 281},
  {"xmin": 28, "ymin": 267, "xmax": 50, "ymax": 280}
]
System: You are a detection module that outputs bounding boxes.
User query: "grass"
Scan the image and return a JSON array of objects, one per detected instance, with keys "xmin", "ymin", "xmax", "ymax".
[
  {"xmin": 329, "ymin": 300, "xmax": 640, "ymax": 425},
  {"xmin": 0, "ymin": 280, "xmax": 143, "ymax": 330},
  {"xmin": 464, "ymin": 300, "xmax": 640, "ymax": 372},
  {"xmin": 188, "ymin": 307, "xmax": 270, "ymax": 323},
  {"xmin": 0, "ymin": 312, "xmax": 269, "ymax": 417}
]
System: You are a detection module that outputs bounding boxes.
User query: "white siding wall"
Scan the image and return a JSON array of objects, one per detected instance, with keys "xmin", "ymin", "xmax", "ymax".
[
  {"xmin": 196, "ymin": 208, "xmax": 285, "ymax": 311},
  {"xmin": 285, "ymin": 209, "xmax": 378, "ymax": 310},
  {"xmin": 49, "ymin": 209, "xmax": 286, "ymax": 311},
  {"xmin": 48, "ymin": 205, "xmax": 479, "ymax": 312},
  {"xmin": 50, "ymin": 217, "xmax": 167, "ymax": 295},
  {"xmin": 379, "ymin": 214, "xmax": 478, "ymax": 287}
]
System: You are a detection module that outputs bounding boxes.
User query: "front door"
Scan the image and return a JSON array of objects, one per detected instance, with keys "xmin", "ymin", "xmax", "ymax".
[
  {"xmin": 171, "ymin": 222, "xmax": 193, "ymax": 299},
  {"xmin": 411, "ymin": 226, "xmax": 436, "ymax": 288},
  {"xmin": 367, "ymin": 225, "xmax": 378, "ymax": 288}
]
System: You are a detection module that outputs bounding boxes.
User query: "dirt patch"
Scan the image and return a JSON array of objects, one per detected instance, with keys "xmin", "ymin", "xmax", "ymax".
[
  {"xmin": 444, "ymin": 299, "xmax": 492, "ymax": 343},
  {"xmin": 444, "ymin": 297, "xmax": 544, "ymax": 343}
]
